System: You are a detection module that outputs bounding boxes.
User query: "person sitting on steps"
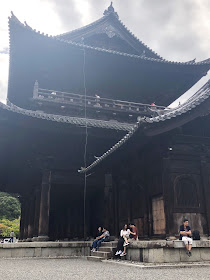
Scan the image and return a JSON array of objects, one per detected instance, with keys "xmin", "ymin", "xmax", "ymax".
[
  {"xmin": 115, "ymin": 224, "xmax": 130, "ymax": 257},
  {"xmin": 96, "ymin": 226, "xmax": 103, "ymax": 238},
  {"xmin": 91, "ymin": 226, "xmax": 110, "ymax": 252},
  {"xmin": 179, "ymin": 218, "xmax": 193, "ymax": 257}
]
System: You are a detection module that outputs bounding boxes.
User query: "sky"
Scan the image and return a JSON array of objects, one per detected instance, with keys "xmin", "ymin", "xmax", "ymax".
[{"xmin": 0, "ymin": 0, "xmax": 210, "ymax": 105}]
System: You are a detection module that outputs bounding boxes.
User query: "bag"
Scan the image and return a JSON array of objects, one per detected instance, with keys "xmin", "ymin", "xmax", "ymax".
[{"xmin": 192, "ymin": 230, "xmax": 200, "ymax": 240}]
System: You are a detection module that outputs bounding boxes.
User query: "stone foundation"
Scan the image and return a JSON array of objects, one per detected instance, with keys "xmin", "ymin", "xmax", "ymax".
[
  {"xmin": 0, "ymin": 241, "xmax": 91, "ymax": 258},
  {"xmin": 1, "ymin": 240, "xmax": 210, "ymax": 263},
  {"xmin": 126, "ymin": 240, "xmax": 210, "ymax": 263}
]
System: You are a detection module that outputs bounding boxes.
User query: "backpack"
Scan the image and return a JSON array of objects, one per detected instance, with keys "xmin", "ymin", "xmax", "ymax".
[{"xmin": 192, "ymin": 230, "xmax": 200, "ymax": 240}]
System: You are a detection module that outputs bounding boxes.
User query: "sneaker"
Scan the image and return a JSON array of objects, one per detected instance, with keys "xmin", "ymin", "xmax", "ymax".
[
  {"xmin": 188, "ymin": 251, "xmax": 192, "ymax": 257},
  {"xmin": 115, "ymin": 250, "xmax": 122, "ymax": 256},
  {"xmin": 120, "ymin": 252, "xmax": 127, "ymax": 257},
  {"xmin": 123, "ymin": 242, "xmax": 129, "ymax": 247},
  {"xmin": 91, "ymin": 248, "xmax": 96, "ymax": 252}
]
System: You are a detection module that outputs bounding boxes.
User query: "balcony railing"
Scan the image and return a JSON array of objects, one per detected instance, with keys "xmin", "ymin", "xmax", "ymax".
[{"xmin": 33, "ymin": 81, "xmax": 166, "ymax": 115}]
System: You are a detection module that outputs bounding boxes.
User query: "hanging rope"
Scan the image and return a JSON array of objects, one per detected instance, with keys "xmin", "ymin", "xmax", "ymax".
[{"xmin": 82, "ymin": 38, "xmax": 88, "ymax": 240}]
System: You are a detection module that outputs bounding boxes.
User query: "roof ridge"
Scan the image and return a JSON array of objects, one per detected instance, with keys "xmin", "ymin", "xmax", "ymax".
[
  {"xmin": 55, "ymin": 5, "xmax": 162, "ymax": 59},
  {"xmin": 58, "ymin": 38, "xmax": 210, "ymax": 66},
  {"xmin": 116, "ymin": 18, "xmax": 163, "ymax": 60},
  {"xmin": 55, "ymin": 15, "xmax": 108, "ymax": 38}
]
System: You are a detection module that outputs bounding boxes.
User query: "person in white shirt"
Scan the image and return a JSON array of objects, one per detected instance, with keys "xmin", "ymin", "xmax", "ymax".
[
  {"xmin": 115, "ymin": 224, "xmax": 130, "ymax": 257},
  {"xmin": 10, "ymin": 231, "xmax": 15, "ymax": 243}
]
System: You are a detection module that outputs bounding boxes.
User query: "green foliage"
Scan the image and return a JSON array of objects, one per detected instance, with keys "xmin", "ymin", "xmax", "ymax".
[
  {"xmin": 0, "ymin": 217, "xmax": 20, "ymax": 237},
  {"xmin": 0, "ymin": 192, "xmax": 21, "ymax": 220},
  {"xmin": 0, "ymin": 192, "xmax": 21, "ymax": 237}
]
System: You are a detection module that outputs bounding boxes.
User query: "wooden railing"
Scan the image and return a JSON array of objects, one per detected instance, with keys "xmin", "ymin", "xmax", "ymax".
[{"xmin": 33, "ymin": 81, "xmax": 166, "ymax": 115}]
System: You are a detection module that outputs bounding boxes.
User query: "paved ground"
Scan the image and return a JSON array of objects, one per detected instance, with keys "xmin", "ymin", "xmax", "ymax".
[{"xmin": 1, "ymin": 258, "xmax": 210, "ymax": 280}]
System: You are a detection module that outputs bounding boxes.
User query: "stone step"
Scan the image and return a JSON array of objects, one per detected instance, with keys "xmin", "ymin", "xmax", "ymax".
[
  {"xmin": 91, "ymin": 251, "xmax": 112, "ymax": 259},
  {"xmin": 98, "ymin": 247, "xmax": 115, "ymax": 252},
  {"xmin": 87, "ymin": 256, "xmax": 104, "ymax": 262},
  {"xmin": 101, "ymin": 242, "xmax": 118, "ymax": 247}
]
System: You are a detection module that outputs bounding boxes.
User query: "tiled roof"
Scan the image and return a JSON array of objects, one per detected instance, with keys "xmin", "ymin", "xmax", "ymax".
[
  {"xmin": 0, "ymin": 101, "xmax": 133, "ymax": 131},
  {"xmin": 9, "ymin": 12, "xmax": 210, "ymax": 67},
  {"xmin": 146, "ymin": 79, "xmax": 210, "ymax": 124}
]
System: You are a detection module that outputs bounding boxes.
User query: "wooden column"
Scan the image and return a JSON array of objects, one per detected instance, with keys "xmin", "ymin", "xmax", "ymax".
[
  {"xmin": 19, "ymin": 198, "xmax": 25, "ymax": 241},
  {"xmin": 104, "ymin": 174, "xmax": 115, "ymax": 234},
  {"xmin": 200, "ymin": 158, "xmax": 210, "ymax": 236},
  {"xmin": 32, "ymin": 188, "xmax": 41, "ymax": 240},
  {"xmin": 37, "ymin": 170, "xmax": 51, "ymax": 241},
  {"xmin": 113, "ymin": 178, "xmax": 119, "ymax": 236},
  {"xmin": 162, "ymin": 157, "xmax": 172, "ymax": 237},
  {"xmin": 27, "ymin": 197, "xmax": 35, "ymax": 241},
  {"xmin": 23, "ymin": 199, "xmax": 29, "ymax": 241}
]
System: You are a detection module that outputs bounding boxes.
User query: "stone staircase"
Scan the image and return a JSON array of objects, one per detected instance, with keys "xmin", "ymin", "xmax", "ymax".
[{"xmin": 87, "ymin": 241, "xmax": 117, "ymax": 262}]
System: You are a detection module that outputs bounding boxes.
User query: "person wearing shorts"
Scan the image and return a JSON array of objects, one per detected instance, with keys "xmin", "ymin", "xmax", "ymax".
[{"xmin": 179, "ymin": 218, "xmax": 192, "ymax": 257}]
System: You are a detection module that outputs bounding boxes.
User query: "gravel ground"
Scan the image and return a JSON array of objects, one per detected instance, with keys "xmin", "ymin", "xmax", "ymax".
[{"xmin": 1, "ymin": 258, "xmax": 210, "ymax": 280}]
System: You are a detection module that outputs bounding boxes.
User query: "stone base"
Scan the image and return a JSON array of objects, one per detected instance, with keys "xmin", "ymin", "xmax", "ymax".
[
  {"xmin": 1, "ymin": 240, "xmax": 210, "ymax": 263},
  {"xmin": 126, "ymin": 240, "xmax": 210, "ymax": 263},
  {"xmin": 26, "ymin": 238, "xmax": 32, "ymax": 242},
  {"xmin": 0, "ymin": 241, "xmax": 91, "ymax": 258},
  {"xmin": 36, "ymin": 236, "xmax": 49, "ymax": 242},
  {"xmin": 31, "ymin": 237, "xmax": 39, "ymax": 242}
]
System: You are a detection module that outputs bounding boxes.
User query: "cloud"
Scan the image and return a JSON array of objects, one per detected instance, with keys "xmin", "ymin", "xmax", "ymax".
[
  {"xmin": 43, "ymin": 0, "xmax": 83, "ymax": 32},
  {"xmin": 46, "ymin": 0, "xmax": 210, "ymax": 61},
  {"xmin": 0, "ymin": 54, "xmax": 9, "ymax": 103},
  {"xmin": 0, "ymin": 48, "xmax": 9, "ymax": 54}
]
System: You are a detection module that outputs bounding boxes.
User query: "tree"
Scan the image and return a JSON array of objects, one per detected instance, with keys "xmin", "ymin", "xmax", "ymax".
[
  {"xmin": 0, "ymin": 218, "xmax": 20, "ymax": 237},
  {"xmin": 0, "ymin": 192, "xmax": 21, "ymax": 220}
]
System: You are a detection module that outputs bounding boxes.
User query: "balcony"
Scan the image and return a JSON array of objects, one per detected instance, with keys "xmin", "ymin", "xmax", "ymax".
[{"xmin": 32, "ymin": 81, "xmax": 166, "ymax": 117}]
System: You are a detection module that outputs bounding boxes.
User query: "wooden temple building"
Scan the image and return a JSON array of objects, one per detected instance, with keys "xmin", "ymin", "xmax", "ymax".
[{"xmin": 1, "ymin": 3, "xmax": 210, "ymax": 241}]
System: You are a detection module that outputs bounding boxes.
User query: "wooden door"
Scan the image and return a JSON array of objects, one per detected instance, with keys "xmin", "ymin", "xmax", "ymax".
[{"xmin": 152, "ymin": 196, "xmax": 166, "ymax": 235}]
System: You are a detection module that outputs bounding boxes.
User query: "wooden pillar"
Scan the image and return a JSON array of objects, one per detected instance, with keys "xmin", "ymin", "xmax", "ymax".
[
  {"xmin": 37, "ymin": 170, "xmax": 51, "ymax": 241},
  {"xmin": 27, "ymin": 197, "xmax": 35, "ymax": 241},
  {"xmin": 162, "ymin": 157, "xmax": 172, "ymax": 237},
  {"xmin": 113, "ymin": 178, "xmax": 119, "ymax": 236},
  {"xmin": 200, "ymin": 158, "xmax": 210, "ymax": 236},
  {"xmin": 23, "ymin": 199, "xmax": 29, "ymax": 240},
  {"xmin": 104, "ymin": 174, "xmax": 115, "ymax": 234},
  {"xmin": 32, "ymin": 188, "xmax": 41, "ymax": 240},
  {"xmin": 19, "ymin": 198, "xmax": 25, "ymax": 241}
]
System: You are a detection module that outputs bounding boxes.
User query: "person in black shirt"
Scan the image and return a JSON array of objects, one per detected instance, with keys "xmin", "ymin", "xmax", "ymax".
[
  {"xmin": 91, "ymin": 227, "xmax": 110, "ymax": 252},
  {"xmin": 96, "ymin": 226, "xmax": 103, "ymax": 238},
  {"xmin": 179, "ymin": 218, "xmax": 192, "ymax": 257}
]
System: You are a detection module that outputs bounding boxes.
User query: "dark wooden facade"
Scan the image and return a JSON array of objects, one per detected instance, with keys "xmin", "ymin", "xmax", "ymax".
[{"xmin": 0, "ymin": 4, "xmax": 210, "ymax": 241}]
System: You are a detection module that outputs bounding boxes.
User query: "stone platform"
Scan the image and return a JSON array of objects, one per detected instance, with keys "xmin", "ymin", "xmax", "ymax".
[
  {"xmin": 1, "ymin": 240, "xmax": 210, "ymax": 263},
  {"xmin": 0, "ymin": 241, "xmax": 92, "ymax": 258},
  {"xmin": 126, "ymin": 240, "xmax": 210, "ymax": 263}
]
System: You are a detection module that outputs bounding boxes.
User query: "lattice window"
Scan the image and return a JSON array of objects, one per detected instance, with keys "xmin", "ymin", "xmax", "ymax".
[{"xmin": 175, "ymin": 177, "xmax": 199, "ymax": 208}]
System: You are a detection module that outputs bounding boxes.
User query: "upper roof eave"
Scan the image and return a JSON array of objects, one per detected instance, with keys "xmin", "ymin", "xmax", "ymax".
[{"xmin": 8, "ymin": 12, "xmax": 210, "ymax": 67}]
